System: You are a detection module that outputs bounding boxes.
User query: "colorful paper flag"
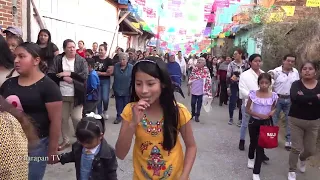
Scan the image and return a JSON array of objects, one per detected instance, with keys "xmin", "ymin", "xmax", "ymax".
[
  {"xmin": 306, "ymin": 0, "xmax": 320, "ymax": 7},
  {"xmin": 118, "ymin": 0, "xmax": 128, "ymax": 4},
  {"xmin": 136, "ymin": 0, "xmax": 146, "ymax": 6},
  {"xmin": 281, "ymin": 6, "xmax": 295, "ymax": 16}
]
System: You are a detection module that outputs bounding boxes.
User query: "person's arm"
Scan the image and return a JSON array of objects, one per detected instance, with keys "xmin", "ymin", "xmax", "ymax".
[
  {"xmin": 179, "ymin": 107, "xmax": 196, "ymax": 179},
  {"xmin": 98, "ymin": 59, "xmax": 114, "ymax": 76},
  {"xmin": 226, "ymin": 64, "xmax": 232, "ymax": 88},
  {"xmin": 53, "ymin": 43, "xmax": 59, "ymax": 56},
  {"xmin": 245, "ymin": 98, "xmax": 264, "ymax": 119},
  {"xmin": 44, "ymin": 79, "xmax": 63, "ymax": 164},
  {"xmin": 269, "ymin": 99, "xmax": 277, "ymax": 117},
  {"xmin": 115, "ymin": 104, "xmax": 136, "ymax": 160},
  {"xmin": 59, "ymin": 143, "xmax": 77, "ymax": 164},
  {"xmin": 47, "ymin": 55, "xmax": 63, "ymax": 83},
  {"xmin": 290, "ymin": 81, "xmax": 320, "ymax": 104},
  {"xmin": 239, "ymin": 74, "xmax": 249, "ymax": 100},
  {"xmin": 106, "ymin": 147, "xmax": 118, "ymax": 180}
]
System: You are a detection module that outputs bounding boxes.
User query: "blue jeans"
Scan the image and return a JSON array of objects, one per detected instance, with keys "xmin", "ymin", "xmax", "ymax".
[
  {"xmin": 228, "ymin": 83, "xmax": 239, "ymax": 120},
  {"xmin": 115, "ymin": 95, "xmax": 130, "ymax": 120},
  {"xmin": 240, "ymin": 103, "xmax": 250, "ymax": 140},
  {"xmin": 28, "ymin": 137, "xmax": 49, "ymax": 180},
  {"xmin": 273, "ymin": 97, "xmax": 291, "ymax": 142},
  {"xmin": 191, "ymin": 94, "xmax": 203, "ymax": 117},
  {"xmin": 97, "ymin": 79, "xmax": 110, "ymax": 114}
]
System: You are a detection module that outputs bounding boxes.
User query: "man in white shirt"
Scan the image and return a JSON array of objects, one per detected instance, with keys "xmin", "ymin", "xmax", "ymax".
[
  {"xmin": 238, "ymin": 54, "xmax": 264, "ymax": 151},
  {"xmin": 176, "ymin": 51, "xmax": 186, "ymax": 81},
  {"xmin": 268, "ymin": 54, "xmax": 300, "ymax": 151}
]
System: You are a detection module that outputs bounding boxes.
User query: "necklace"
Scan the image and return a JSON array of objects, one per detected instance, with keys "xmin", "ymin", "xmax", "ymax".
[{"xmin": 141, "ymin": 114, "xmax": 164, "ymax": 136}]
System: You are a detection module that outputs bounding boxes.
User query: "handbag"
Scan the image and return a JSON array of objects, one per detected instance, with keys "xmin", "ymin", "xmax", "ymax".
[{"xmin": 258, "ymin": 118, "xmax": 279, "ymax": 149}]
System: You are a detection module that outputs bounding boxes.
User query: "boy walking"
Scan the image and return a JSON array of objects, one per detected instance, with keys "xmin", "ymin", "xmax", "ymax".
[{"xmin": 83, "ymin": 58, "xmax": 100, "ymax": 114}]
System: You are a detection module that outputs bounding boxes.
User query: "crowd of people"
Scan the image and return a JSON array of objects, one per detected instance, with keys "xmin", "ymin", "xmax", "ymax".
[{"xmin": 0, "ymin": 26, "xmax": 319, "ymax": 180}]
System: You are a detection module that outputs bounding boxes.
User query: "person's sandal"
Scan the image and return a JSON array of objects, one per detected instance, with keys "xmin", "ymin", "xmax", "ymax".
[{"xmin": 58, "ymin": 142, "xmax": 71, "ymax": 151}]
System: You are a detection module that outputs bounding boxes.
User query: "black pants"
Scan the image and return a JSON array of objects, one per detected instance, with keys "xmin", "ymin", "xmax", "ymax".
[
  {"xmin": 219, "ymin": 80, "xmax": 228, "ymax": 105},
  {"xmin": 191, "ymin": 94, "xmax": 203, "ymax": 117},
  {"xmin": 83, "ymin": 100, "xmax": 98, "ymax": 114},
  {"xmin": 238, "ymin": 99, "xmax": 242, "ymax": 120},
  {"xmin": 248, "ymin": 117, "xmax": 269, "ymax": 174}
]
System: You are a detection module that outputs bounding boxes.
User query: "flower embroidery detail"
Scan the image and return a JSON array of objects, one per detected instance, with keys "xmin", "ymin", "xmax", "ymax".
[
  {"xmin": 140, "ymin": 141, "xmax": 153, "ymax": 154},
  {"xmin": 147, "ymin": 146, "xmax": 166, "ymax": 176}
]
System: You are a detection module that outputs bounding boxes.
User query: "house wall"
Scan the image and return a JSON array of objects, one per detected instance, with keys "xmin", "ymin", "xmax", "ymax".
[
  {"xmin": 234, "ymin": 26, "xmax": 262, "ymax": 56},
  {"xmin": 28, "ymin": 0, "xmax": 126, "ymax": 54},
  {"xmin": 0, "ymin": 0, "xmax": 22, "ymax": 31}
]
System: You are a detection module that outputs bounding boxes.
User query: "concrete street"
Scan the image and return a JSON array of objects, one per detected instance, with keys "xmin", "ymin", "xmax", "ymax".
[{"xmin": 44, "ymin": 85, "xmax": 320, "ymax": 180}]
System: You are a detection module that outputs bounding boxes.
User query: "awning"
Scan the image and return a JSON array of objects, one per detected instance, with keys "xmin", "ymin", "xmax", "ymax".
[{"xmin": 118, "ymin": 19, "xmax": 141, "ymax": 35}]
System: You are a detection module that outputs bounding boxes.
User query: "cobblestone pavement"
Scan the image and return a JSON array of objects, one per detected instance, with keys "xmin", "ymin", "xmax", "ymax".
[{"xmin": 44, "ymin": 86, "xmax": 320, "ymax": 180}]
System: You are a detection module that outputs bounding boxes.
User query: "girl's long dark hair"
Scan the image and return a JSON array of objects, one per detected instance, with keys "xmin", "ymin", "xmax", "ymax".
[
  {"xmin": 0, "ymin": 35, "xmax": 14, "ymax": 69},
  {"xmin": 130, "ymin": 56, "xmax": 179, "ymax": 151},
  {"xmin": 36, "ymin": 29, "xmax": 55, "ymax": 57}
]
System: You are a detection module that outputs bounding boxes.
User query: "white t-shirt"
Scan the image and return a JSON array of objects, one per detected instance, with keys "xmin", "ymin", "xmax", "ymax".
[{"xmin": 60, "ymin": 56, "xmax": 75, "ymax": 96}]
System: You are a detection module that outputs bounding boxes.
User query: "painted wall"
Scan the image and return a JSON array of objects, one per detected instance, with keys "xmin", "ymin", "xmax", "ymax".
[
  {"xmin": 234, "ymin": 26, "xmax": 263, "ymax": 56},
  {"xmin": 28, "ymin": 0, "xmax": 126, "ymax": 54}
]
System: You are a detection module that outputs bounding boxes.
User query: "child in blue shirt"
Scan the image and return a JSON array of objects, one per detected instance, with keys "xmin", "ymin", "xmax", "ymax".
[{"xmin": 84, "ymin": 58, "xmax": 100, "ymax": 114}]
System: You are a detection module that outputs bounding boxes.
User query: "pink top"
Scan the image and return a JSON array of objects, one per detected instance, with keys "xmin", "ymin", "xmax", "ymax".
[{"xmin": 249, "ymin": 90, "xmax": 278, "ymax": 120}]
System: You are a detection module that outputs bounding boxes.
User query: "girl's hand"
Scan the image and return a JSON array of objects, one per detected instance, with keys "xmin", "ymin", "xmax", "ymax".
[
  {"xmin": 132, "ymin": 100, "xmax": 150, "ymax": 125},
  {"xmin": 297, "ymin": 90, "xmax": 304, "ymax": 95},
  {"xmin": 259, "ymin": 114, "xmax": 270, "ymax": 120}
]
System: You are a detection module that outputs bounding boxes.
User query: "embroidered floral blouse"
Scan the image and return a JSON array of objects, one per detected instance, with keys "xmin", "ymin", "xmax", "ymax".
[
  {"xmin": 249, "ymin": 90, "xmax": 278, "ymax": 120},
  {"xmin": 121, "ymin": 102, "xmax": 191, "ymax": 180}
]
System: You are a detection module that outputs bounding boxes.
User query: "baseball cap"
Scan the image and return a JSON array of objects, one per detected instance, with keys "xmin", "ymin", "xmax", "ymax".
[{"xmin": 3, "ymin": 26, "xmax": 23, "ymax": 37}]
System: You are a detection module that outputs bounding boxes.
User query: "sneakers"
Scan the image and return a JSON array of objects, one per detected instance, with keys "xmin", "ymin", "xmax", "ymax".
[
  {"xmin": 228, "ymin": 119, "xmax": 233, "ymax": 125},
  {"xmin": 237, "ymin": 120, "xmax": 242, "ymax": 127},
  {"xmin": 252, "ymin": 174, "xmax": 260, "ymax": 180},
  {"xmin": 102, "ymin": 111, "xmax": 109, "ymax": 120},
  {"xmin": 298, "ymin": 155, "xmax": 306, "ymax": 173},
  {"xmin": 288, "ymin": 172, "xmax": 296, "ymax": 180},
  {"xmin": 285, "ymin": 142, "xmax": 291, "ymax": 151},
  {"xmin": 248, "ymin": 158, "xmax": 254, "ymax": 169},
  {"xmin": 239, "ymin": 140, "xmax": 245, "ymax": 151}
]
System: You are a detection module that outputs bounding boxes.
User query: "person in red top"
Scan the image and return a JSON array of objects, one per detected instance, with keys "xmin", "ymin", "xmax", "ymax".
[
  {"xmin": 76, "ymin": 40, "xmax": 86, "ymax": 58},
  {"xmin": 217, "ymin": 56, "xmax": 231, "ymax": 106}
]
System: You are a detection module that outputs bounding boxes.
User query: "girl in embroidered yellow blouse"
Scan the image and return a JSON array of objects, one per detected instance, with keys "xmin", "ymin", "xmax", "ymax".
[{"xmin": 115, "ymin": 57, "xmax": 197, "ymax": 180}]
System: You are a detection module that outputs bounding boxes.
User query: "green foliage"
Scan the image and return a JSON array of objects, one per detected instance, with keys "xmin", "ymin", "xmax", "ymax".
[
  {"xmin": 248, "ymin": 6, "xmax": 286, "ymax": 25},
  {"xmin": 261, "ymin": 15, "xmax": 320, "ymax": 71}
]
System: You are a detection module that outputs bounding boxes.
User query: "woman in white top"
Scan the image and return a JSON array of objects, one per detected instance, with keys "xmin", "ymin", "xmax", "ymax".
[{"xmin": 48, "ymin": 39, "xmax": 88, "ymax": 151}]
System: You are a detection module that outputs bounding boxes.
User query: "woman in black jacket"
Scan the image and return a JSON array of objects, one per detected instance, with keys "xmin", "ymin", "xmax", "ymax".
[{"xmin": 48, "ymin": 39, "xmax": 88, "ymax": 151}]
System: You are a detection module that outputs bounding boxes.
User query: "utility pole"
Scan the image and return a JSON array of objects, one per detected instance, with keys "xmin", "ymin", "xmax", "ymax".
[{"xmin": 156, "ymin": 2, "xmax": 164, "ymax": 54}]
